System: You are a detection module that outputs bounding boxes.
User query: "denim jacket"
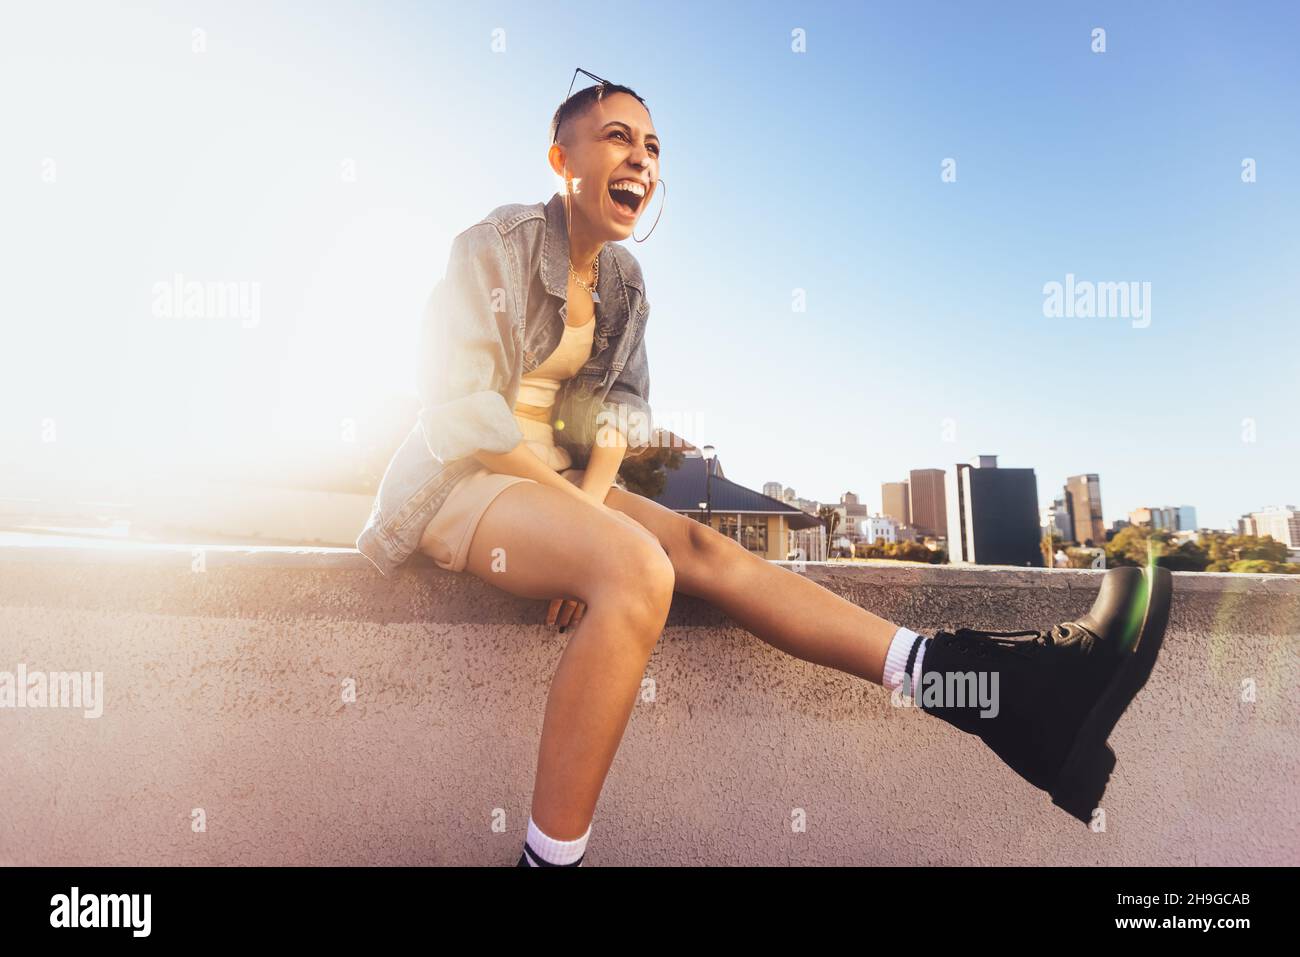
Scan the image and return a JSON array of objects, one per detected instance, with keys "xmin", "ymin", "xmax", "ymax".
[{"xmin": 356, "ymin": 190, "xmax": 654, "ymax": 578}]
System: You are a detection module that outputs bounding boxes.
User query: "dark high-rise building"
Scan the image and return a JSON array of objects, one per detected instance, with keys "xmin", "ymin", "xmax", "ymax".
[
  {"xmin": 1065, "ymin": 474, "xmax": 1105, "ymax": 546},
  {"xmin": 946, "ymin": 455, "xmax": 1043, "ymax": 567},
  {"xmin": 908, "ymin": 468, "xmax": 948, "ymax": 539},
  {"xmin": 881, "ymin": 481, "xmax": 910, "ymax": 526}
]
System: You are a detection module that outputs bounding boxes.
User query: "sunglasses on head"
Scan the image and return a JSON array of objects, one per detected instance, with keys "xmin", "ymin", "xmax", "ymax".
[{"xmin": 554, "ymin": 67, "xmax": 616, "ymax": 144}]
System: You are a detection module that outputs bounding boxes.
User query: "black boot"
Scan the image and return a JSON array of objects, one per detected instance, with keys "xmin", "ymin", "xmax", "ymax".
[{"xmin": 914, "ymin": 565, "xmax": 1173, "ymax": 824}]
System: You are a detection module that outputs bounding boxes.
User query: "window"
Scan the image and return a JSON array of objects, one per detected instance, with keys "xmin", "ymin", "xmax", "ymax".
[{"xmin": 719, "ymin": 515, "xmax": 768, "ymax": 554}]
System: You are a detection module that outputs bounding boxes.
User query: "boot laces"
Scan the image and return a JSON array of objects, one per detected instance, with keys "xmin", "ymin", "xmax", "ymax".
[{"xmin": 944, "ymin": 626, "xmax": 1058, "ymax": 659}]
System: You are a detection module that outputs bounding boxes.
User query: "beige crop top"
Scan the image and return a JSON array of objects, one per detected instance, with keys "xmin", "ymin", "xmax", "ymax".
[{"xmin": 513, "ymin": 315, "xmax": 596, "ymax": 420}]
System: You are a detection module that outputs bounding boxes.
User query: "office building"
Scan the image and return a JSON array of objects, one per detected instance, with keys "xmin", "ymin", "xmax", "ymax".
[
  {"xmin": 881, "ymin": 481, "xmax": 910, "ymax": 526},
  {"xmin": 946, "ymin": 455, "xmax": 1043, "ymax": 567},
  {"xmin": 1065, "ymin": 474, "xmax": 1105, "ymax": 546},
  {"xmin": 908, "ymin": 468, "xmax": 948, "ymax": 539},
  {"xmin": 1130, "ymin": 505, "xmax": 1198, "ymax": 533}
]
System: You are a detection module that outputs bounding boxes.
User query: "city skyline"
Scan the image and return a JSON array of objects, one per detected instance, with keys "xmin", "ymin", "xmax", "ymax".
[
  {"xmin": 780, "ymin": 458, "xmax": 1275, "ymax": 536},
  {"xmin": 750, "ymin": 441, "xmax": 1296, "ymax": 537}
]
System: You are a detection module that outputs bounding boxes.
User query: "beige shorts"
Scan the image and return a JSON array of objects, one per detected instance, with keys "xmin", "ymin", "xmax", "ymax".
[{"xmin": 417, "ymin": 464, "xmax": 616, "ymax": 572}]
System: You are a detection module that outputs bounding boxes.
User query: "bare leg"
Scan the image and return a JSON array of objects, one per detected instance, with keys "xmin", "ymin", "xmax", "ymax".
[
  {"xmin": 693, "ymin": 543, "xmax": 898, "ymax": 684},
  {"xmin": 428, "ymin": 480, "xmax": 675, "ymax": 841},
  {"xmin": 603, "ymin": 486, "xmax": 900, "ymax": 685},
  {"xmin": 525, "ymin": 599, "xmax": 666, "ymax": 838}
]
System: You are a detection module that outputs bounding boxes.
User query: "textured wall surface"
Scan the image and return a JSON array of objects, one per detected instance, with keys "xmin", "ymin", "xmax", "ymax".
[{"xmin": 1, "ymin": 538, "xmax": 1296, "ymax": 866}]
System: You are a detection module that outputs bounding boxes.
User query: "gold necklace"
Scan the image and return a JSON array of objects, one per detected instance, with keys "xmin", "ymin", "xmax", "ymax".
[{"xmin": 568, "ymin": 250, "xmax": 600, "ymax": 304}]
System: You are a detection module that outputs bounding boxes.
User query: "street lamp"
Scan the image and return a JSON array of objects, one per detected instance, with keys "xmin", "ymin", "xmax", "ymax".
[{"xmin": 702, "ymin": 444, "xmax": 715, "ymax": 529}]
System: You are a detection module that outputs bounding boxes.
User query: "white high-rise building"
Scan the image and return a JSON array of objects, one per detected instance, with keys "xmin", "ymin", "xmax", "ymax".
[{"xmin": 1248, "ymin": 506, "xmax": 1300, "ymax": 548}]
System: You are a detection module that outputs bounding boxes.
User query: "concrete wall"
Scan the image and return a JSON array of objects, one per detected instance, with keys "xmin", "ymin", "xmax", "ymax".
[
  {"xmin": 1, "ymin": 538, "xmax": 1296, "ymax": 866},
  {"xmin": 135, "ymin": 482, "xmax": 375, "ymax": 548}
]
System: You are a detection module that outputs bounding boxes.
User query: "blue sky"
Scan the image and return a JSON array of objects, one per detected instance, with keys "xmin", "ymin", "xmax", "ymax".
[{"xmin": 2, "ymin": 1, "xmax": 1296, "ymax": 529}]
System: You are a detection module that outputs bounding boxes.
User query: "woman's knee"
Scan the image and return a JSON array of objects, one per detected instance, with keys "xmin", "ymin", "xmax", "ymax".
[
  {"xmin": 681, "ymin": 516, "xmax": 749, "ymax": 582},
  {"xmin": 602, "ymin": 534, "xmax": 676, "ymax": 634}
]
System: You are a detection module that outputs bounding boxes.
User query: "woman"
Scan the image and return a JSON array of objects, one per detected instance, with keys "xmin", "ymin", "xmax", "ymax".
[{"xmin": 358, "ymin": 79, "xmax": 1173, "ymax": 867}]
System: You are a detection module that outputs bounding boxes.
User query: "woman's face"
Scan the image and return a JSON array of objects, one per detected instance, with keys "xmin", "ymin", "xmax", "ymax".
[{"xmin": 550, "ymin": 91, "xmax": 661, "ymax": 242}]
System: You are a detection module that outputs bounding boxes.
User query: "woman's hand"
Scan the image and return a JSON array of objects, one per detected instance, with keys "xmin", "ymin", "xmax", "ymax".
[{"xmin": 546, "ymin": 596, "xmax": 585, "ymax": 632}]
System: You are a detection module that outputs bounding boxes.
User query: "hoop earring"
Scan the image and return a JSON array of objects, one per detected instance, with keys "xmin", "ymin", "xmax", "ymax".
[
  {"xmin": 633, "ymin": 177, "xmax": 665, "ymax": 243},
  {"xmin": 561, "ymin": 172, "xmax": 600, "ymax": 277},
  {"xmin": 562, "ymin": 170, "xmax": 574, "ymax": 248}
]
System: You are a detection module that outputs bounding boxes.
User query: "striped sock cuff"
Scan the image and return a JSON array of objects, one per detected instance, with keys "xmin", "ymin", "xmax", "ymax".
[
  {"xmin": 522, "ymin": 817, "xmax": 591, "ymax": 866},
  {"xmin": 883, "ymin": 627, "xmax": 926, "ymax": 698},
  {"xmin": 909, "ymin": 637, "xmax": 928, "ymax": 701}
]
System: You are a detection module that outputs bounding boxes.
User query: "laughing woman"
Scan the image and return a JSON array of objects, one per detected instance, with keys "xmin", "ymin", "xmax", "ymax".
[{"xmin": 357, "ymin": 75, "xmax": 1173, "ymax": 866}]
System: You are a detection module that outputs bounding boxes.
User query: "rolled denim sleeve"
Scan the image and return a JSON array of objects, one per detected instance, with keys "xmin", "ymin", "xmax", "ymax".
[
  {"xmin": 417, "ymin": 223, "xmax": 525, "ymax": 464},
  {"xmin": 598, "ymin": 303, "xmax": 654, "ymax": 451}
]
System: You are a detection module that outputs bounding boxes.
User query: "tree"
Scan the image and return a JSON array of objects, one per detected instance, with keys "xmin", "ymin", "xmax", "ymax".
[
  {"xmin": 1064, "ymin": 548, "xmax": 1101, "ymax": 569},
  {"xmin": 1159, "ymin": 539, "xmax": 1210, "ymax": 571},
  {"xmin": 818, "ymin": 505, "xmax": 841, "ymax": 552},
  {"xmin": 1105, "ymin": 526, "xmax": 1293, "ymax": 573},
  {"xmin": 1228, "ymin": 559, "xmax": 1300, "ymax": 574},
  {"xmin": 617, "ymin": 443, "xmax": 683, "ymax": 499},
  {"xmin": 855, "ymin": 538, "xmax": 944, "ymax": 565},
  {"xmin": 1042, "ymin": 531, "xmax": 1064, "ymax": 567},
  {"xmin": 1199, "ymin": 531, "xmax": 1289, "ymax": 565},
  {"xmin": 895, "ymin": 540, "xmax": 939, "ymax": 563},
  {"xmin": 1104, "ymin": 525, "xmax": 1166, "ymax": 567}
]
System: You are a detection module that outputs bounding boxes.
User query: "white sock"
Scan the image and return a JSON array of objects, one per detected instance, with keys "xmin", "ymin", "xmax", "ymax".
[
  {"xmin": 521, "ymin": 816, "xmax": 590, "ymax": 867},
  {"xmin": 882, "ymin": 626, "xmax": 927, "ymax": 701}
]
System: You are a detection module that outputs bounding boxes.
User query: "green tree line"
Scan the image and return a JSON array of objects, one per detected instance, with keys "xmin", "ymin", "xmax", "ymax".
[{"xmin": 1045, "ymin": 525, "xmax": 1300, "ymax": 574}]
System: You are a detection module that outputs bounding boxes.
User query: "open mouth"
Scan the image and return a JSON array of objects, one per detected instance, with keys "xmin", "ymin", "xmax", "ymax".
[{"xmin": 608, "ymin": 180, "xmax": 646, "ymax": 216}]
